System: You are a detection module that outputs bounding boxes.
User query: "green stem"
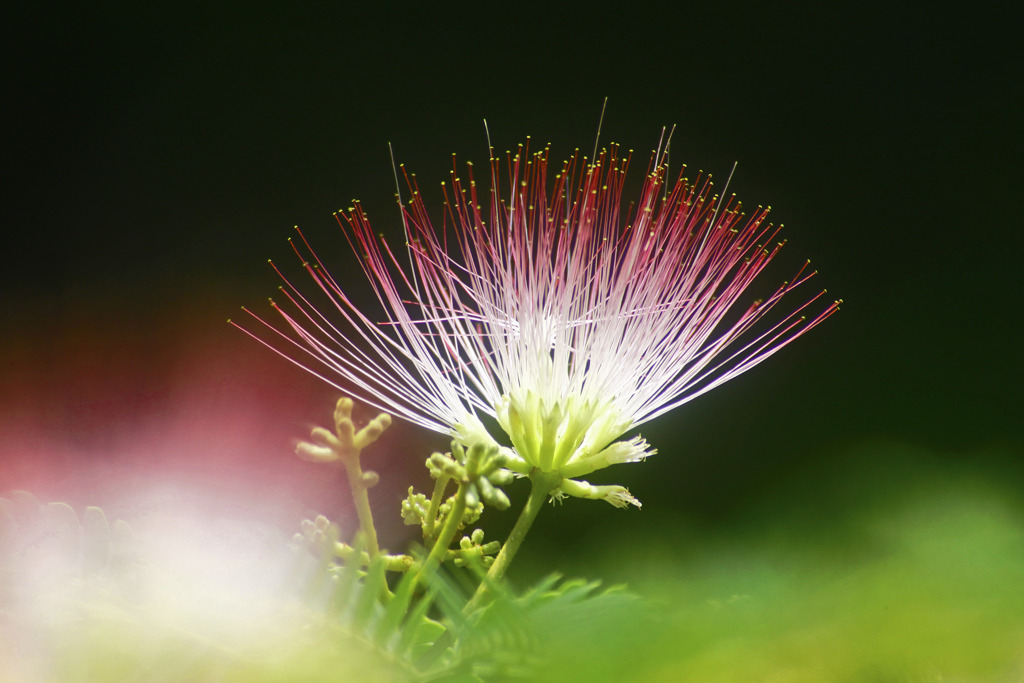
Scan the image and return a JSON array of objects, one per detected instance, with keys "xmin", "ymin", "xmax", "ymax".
[
  {"xmin": 384, "ymin": 482, "xmax": 469, "ymax": 640},
  {"xmin": 332, "ymin": 543, "xmax": 414, "ymax": 572},
  {"xmin": 424, "ymin": 474, "xmax": 451, "ymax": 545},
  {"xmin": 465, "ymin": 470, "xmax": 560, "ymax": 612},
  {"xmin": 418, "ymin": 483, "xmax": 468, "ymax": 580},
  {"xmin": 341, "ymin": 458, "xmax": 380, "ymax": 559}
]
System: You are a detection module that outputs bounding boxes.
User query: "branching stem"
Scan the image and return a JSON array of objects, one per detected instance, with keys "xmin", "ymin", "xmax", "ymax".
[
  {"xmin": 424, "ymin": 474, "xmax": 451, "ymax": 544},
  {"xmin": 465, "ymin": 470, "xmax": 561, "ymax": 612},
  {"xmin": 341, "ymin": 457, "xmax": 381, "ymax": 559},
  {"xmin": 419, "ymin": 482, "xmax": 468, "ymax": 580}
]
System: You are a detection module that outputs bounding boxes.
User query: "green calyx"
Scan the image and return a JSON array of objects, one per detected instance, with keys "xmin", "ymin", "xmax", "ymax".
[{"xmin": 494, "ymin": 388, "xmax": 635, "ymax": 474}]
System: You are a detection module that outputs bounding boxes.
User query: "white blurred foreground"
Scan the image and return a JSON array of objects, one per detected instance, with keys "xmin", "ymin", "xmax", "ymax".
[{"xmin": 1, "ymin": 489, "xmax": 396, "ymax": 682}]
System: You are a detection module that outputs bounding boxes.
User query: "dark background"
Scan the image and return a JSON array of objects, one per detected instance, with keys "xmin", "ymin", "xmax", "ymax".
[{"xmin": 2, "ymin": 2, "xmax": 1020, "ymax": 549}]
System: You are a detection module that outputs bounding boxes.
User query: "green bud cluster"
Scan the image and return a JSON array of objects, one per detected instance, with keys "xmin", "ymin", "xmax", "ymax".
[
  {"xmin": 399, "ymin": 440, "xmax": 517, "ymax": 574},
  {"xmin": 431, "ymin": 441, "xmax": 514, "ymax": 511},
  {"xmin": 451, "ymin": 528, "xmax": 502, "ymax": 568},
  {"xmin": 295, "ymin": 514, "xmax": 337, "ymax": 554},
  {"xmin": 400, "ymin": 490, "xmax": 430, "ymax": 527},
  {"xmin": 401, "ymin": 487, "xmax": 484, "ymax": 530}
]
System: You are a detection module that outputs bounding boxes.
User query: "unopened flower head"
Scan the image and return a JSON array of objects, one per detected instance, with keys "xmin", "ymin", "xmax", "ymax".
[{"xmin": 236, "ymin": 135, "xmax": 839, "ymax": 502}]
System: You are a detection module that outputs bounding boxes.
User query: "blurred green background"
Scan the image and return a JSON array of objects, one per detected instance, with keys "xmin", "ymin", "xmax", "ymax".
[{"xmin": 2, "ymin": 1, "xmax": 1021, "ymax": 680}]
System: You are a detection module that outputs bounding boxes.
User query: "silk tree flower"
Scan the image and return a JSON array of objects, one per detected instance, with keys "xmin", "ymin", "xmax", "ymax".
[{"xmin": 235, "ymin": 137, "xmax": 839, "ymax": 507}]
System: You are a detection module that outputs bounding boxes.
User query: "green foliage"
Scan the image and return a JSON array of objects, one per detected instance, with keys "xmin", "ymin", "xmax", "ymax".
[
  {"xmin": 6, "ymin": 437, "xmax": 1024, "ymax": 682},
  {"xmin": 524, "ymin": 443, "xmax": 1024, "ymax": 682},
  {"xmin": 291, "ymin": 514, "xmax": 640, "ymax": 680},
  {"xmin": 1, "ymin": 492, "xmax": 640, "ymax": 681}
]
